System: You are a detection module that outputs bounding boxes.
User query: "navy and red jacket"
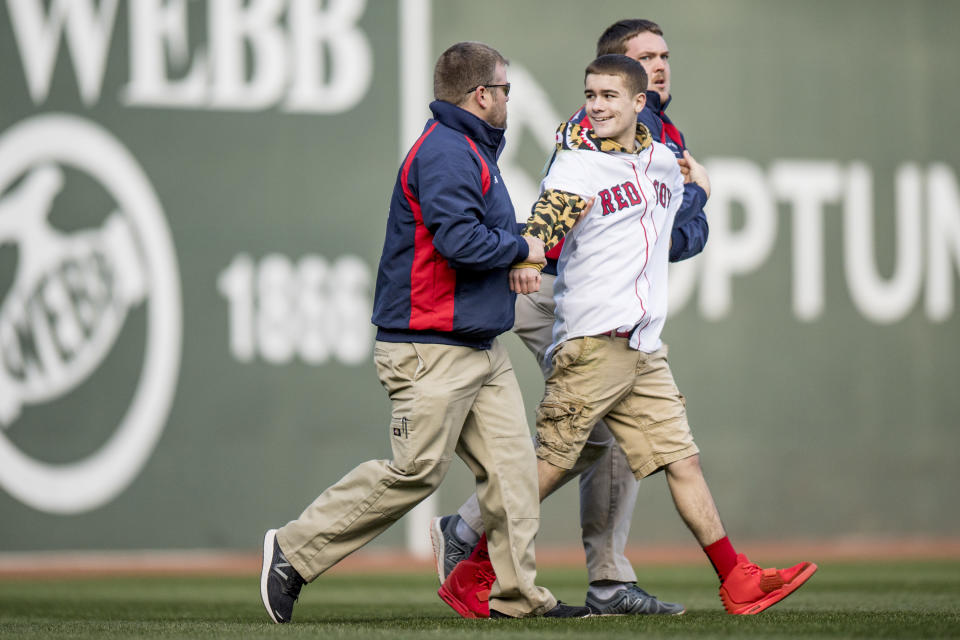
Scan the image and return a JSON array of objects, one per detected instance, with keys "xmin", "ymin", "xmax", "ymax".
[
  {"xmin": 371, "ymin": 100, "xmax": 529, "ymax": 349},
  {"xmin": 641, "ymin": 91, "xmax": 709, "ymax": 262},
  {"xmin": 554, "ymin": 90, "xmax": 708, "ymax": 270}
]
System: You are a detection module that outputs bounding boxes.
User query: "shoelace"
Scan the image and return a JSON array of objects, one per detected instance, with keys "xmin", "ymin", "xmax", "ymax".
[
  {"xmin": 277, "ymin": 553, "xmax": 305, "ymax": 599},
  {"xmin": 627, "ymin": 585, "xmax": 657, "ymax": 599},
  {"xmin": 737, "ymin": 560, "xmax": 785, "ymax": 593},
  {"xmin": 474, "ymin": 545, "xmax": 495, "ymax": 586},
  {"xmin": 624, "ymin": 585, "xmax": 675, "ymax": 613},
  {"xmin": 280, "ymin": 553, "xmax": 307, "ymax": 600},
  {"xmin": 281, "ymin": 575, "xmax": 305, "ymax": 599},
  {"xmin": 476, "ymin": 563, "xmax": 496, "ymax": 586}
]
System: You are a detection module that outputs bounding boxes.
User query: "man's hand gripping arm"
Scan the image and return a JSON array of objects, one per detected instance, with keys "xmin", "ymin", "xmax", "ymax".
[{"xmin": 510, "ymin": 189, "xmax": 595, "ymax": 294}]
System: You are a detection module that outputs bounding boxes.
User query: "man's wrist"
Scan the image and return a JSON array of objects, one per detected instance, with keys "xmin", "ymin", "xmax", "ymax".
[
  {"xmin": 512, "ymin": 262, "xmax": 544, "ymax": 272},
  {"xmin": 514, "ymin": 235, "xmax": 530, "ymax": 262}
]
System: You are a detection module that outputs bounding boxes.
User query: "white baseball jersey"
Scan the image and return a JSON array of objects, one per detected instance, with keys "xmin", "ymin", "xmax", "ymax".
[{"xmin": 545, "ymin": 140, "xmax": 684, "ymax": 356}]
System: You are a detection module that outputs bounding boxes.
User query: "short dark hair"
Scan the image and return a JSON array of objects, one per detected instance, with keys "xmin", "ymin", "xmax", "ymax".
[
  {"xmin": 585, "ymin": 54, "xmax": 648, "ymax": 96},
  {"xmin": 596, "ymin": 19, "xmax": 664, "ymax": 56},
  {"xmin": 434, "ymin": 42, "xmax": 509, "ymax": 105}
]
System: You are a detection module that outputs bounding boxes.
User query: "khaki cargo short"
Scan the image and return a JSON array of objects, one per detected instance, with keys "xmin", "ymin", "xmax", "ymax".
[{"xmin": 535, "ymin": 336, "xmax": 699, "ymax": 479}]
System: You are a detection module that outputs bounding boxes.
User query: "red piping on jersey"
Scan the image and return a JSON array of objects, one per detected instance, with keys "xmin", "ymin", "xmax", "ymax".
[
  {"xmin": 402, "ymin": 122, "xmax": 457, "ymax": 331},
  {"xmin": 643, "ymin": 144, "xmax": 661, "ymax": 238},
  {"xmin": 636, "ymin": 146, "xmax": 663, "ymax": 321},
  {"xmin": 636, "ymin": 314, "xmax": 653, "ymax": 334},
  {"xmin": 631, "ymin": 161, "xmax": 651, "ymax": 316}
]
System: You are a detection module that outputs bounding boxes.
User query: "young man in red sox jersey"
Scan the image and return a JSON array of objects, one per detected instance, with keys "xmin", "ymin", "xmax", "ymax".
[
  {"xmin": 432, "ymin": 19, "xmax": 711, "ymax": 617},
  {"xmin": 437, "ymin": 54, "xmax": 818, "ymax": 618}
]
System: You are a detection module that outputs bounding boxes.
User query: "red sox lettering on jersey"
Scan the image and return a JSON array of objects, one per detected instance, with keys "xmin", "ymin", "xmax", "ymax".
[{"xmin": 598, "ymin": 179, "xmax": 672, "ymax": 216}]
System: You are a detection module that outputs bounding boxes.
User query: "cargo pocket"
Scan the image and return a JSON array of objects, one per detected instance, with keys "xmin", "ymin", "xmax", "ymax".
[
  {"xmin": 535, "ymin": 393, "xmax": 588, "ymax": 461},
  {"xmin": 388, "ymin": 415, "xmax": 416, "ymax": 474}
]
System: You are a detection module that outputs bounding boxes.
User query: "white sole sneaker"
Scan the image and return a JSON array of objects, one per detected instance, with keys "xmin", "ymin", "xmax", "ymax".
[
  {"xmin": 428, "ymin": 516, "xmax": 446, "ymax": 583},
  {"xmin": 260, "ymin": 529, "xmax": 282, "ymax": 623}
]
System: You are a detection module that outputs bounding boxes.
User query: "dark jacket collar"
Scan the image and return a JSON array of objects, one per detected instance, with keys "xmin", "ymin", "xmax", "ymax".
[
  {"xmin": 645, "ymin": 90, "xmax": 672, "ymax": 114},
  {"xmin": 430, "ymin": 100, "xmax": 506, "ymax": 157}
]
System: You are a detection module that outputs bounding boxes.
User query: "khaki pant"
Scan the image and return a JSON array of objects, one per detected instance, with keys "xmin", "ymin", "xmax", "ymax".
[
  {"xmin": 458, "ymin": 274, "xmax": 641, "ymax": 583},
  {"xmin": 537, "ymin": 337, "xmax": 699, "ymax": 479},
  {"xmin": 277, "ymin": 339, "xmax": 556, "ymax": 617}
]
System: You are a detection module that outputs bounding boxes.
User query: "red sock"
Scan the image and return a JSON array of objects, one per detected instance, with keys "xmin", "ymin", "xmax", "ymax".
[{"xmin": 703, "ymin": 536, "xmax": 738, "ymax": 581}]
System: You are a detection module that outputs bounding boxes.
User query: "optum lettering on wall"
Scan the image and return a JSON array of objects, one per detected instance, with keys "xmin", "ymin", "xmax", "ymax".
[
  {"xmin": 667, "ymin": 160, "xmax": 960, "ymax": 323},
  {"xmin": 7, "ymin": 0, "xmax": 373, "ymax": 112}
]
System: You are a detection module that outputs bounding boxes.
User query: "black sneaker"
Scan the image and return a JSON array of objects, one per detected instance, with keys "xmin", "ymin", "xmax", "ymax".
[
  {"xmin": 429, "ymin": 514, "xmax": 477, "ymax": 582},
  {"xmin": 586, "ymin": 583, "xmax": 686, "ymax": 615},
  {"xmin": 543, "ymin": 601, "xmax": 593, "ymax": 618},
  {"xmin": 490, "ymin": 601, "xmax": 592, "ymax": 618},
  {"xmin": 260, "ymin": 529, "xmax": 306, "ymax": 623}
]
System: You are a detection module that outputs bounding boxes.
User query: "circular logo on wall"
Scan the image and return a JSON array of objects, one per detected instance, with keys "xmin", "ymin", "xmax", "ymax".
[{"xmin": 0, "ymin": 114, "xmax": 181, "ymax": 514}]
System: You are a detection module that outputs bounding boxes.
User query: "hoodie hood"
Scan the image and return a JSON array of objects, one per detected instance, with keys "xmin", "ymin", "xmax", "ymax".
[{"xmin": 554, "ymin": 121, "xmax": 652, "ymax": 155}]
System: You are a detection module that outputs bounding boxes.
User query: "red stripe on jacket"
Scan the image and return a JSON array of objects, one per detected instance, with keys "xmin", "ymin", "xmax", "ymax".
[
  {"xmin": 401, "ymin": 122, "xmax": 457, "ymax": 331},
  {"xmin": 661, "ymin": 121, "xmax": 683, "ymax": 150},
  {"xmin": 464, "ymin": 136, "xmax": 491, "ymax": 195}
]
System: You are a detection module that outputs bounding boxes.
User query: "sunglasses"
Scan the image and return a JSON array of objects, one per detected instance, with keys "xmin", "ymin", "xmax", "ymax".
[{"xmin": 466, "ymin": 83, "xmax": 511, "ymax": 98}]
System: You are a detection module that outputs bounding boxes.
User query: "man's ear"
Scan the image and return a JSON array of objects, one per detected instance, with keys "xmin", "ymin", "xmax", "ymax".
[
  {"xmin": 475, "ymin": 86, "xmax": 492, "ymax": 110},
  {"xmin": 635, "ymin": 92, "xmax": 647, "ymax": 114}
]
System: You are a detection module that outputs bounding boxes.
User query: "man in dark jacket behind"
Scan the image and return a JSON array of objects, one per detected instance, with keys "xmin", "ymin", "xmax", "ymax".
[{"xmin": 259, "ymin": 41, "xmax": 589, "ymax": 623}]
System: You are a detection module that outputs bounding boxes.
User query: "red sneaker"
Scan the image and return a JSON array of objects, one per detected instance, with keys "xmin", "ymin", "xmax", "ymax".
[
  {"xmin": 437, "ymin": 535, "xmax": 495, "ymax": 618},
  {"xmin": 719, "ymin": 554, "xmax": 818, "ymax": 615}
]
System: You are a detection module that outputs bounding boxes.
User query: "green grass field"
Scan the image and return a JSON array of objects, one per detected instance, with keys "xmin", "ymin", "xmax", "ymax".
[{"xmin": 1, "ymin": 560, "xmax": 959, "ymax": 639}]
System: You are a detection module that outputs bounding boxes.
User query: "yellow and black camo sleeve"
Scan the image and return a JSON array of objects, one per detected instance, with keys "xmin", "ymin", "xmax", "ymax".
[{"xmin": 522, "ymin": 189, "xmax": 590, "ymax": 252}]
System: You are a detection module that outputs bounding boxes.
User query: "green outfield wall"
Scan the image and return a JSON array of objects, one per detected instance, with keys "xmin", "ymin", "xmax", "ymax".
[{"xmin": 0, "ymin": 0, "xmax": 957, "ymax": 553}]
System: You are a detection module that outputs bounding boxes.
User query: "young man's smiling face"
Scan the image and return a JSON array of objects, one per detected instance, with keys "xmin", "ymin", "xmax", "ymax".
[{"xmin": 584, "ymin": 72, "xmax": 646, "ymax": 150}]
